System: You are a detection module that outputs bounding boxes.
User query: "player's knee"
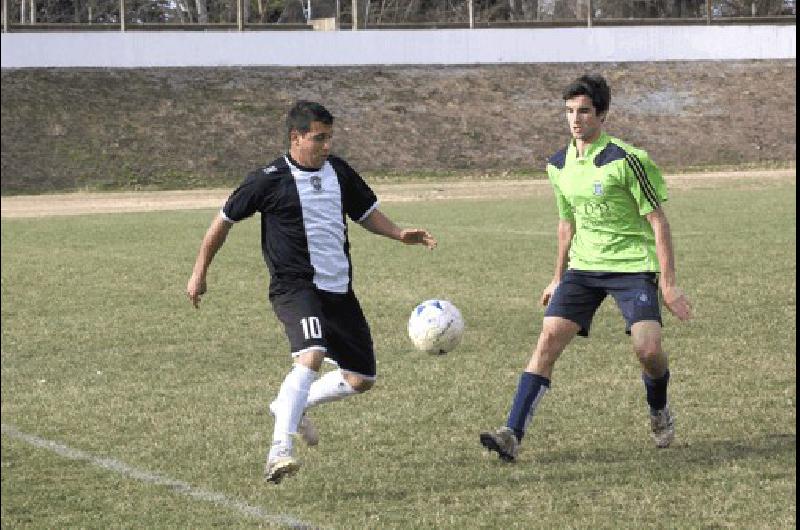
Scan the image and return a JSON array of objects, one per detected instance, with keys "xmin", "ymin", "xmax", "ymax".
[
  {"xmin": 344, "ymin": 372, "xmax": 375, "ymax": 393},
  {"xmin": 536, "ymin": 327, "xmax": 569, "ymax": 359},
  {"xmin": 353, "ymin": 378, "xmax": 374, "ymax": 393},
  {"xmin": 633, "ymin": 339, "xmax": 661, "ymax": 363}
]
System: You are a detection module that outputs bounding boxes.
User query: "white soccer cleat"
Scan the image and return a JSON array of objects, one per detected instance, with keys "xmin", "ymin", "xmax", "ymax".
[
  {"xmin": 264, "ymin": 447, "xmax": 300, "ymax": 484},
  {"xmin": 649, "ymin": 405, "xmax": 675, "ymax": 448}
]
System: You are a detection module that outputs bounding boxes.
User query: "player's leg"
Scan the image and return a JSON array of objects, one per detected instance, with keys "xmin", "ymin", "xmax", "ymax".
[
  {"xmin": 481, "ymin": 271, "xmax": 603, "ymax": 461},
  {"xmin": 296, "ymin": 290, "xmax": 376, "ymax": 434},
  {"xmin": 305, "ymin": 368, "xmax": 374, "ymax": 410},
  {"xmin": 631, "ymin": 320, "xmax": 674, "ymax": 448},
  {"xmin": 270, "ymin": 347, "xmax": 325, "ymax": 443},
  {"xmin": 610, "ymin": 273, "xmax": 673, "ymax": 448},
  {"xmin": 270, "ymin": 290, "xmax": 376, "ymax": 452},
  {"xmin": 513, "ymin": 315, "xmax": 580, "ymax": 430},
  {"xmin": 266, "ymin": 288, "xmax": 327, "ymax": 482},
  {"xmin": 631, "ymin": 320, "xmax": 668, "ymax": 379},
  {"xmin": 480, "ymin": 317, "xmax": 579, "ymax": 461}
]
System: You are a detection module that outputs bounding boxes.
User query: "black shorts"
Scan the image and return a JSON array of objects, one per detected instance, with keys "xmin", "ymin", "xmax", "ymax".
[
  {"xmin": 270, "ymin": 283, "xmax": 376, "ymax": 379},
  {"xmin": 544, "ymin": 270, "xmax": 662, "ymax": 337}
]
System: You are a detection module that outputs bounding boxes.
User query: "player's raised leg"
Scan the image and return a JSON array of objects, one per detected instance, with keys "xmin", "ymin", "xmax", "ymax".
[
  {"xmin": 480, "ymin": 316, "xmax": 579, "ymax": 461},
  {"xmin": 631, "ymin": 320, "xmax": 674, "ymax": 448},
  {"xmin": 286, "ymin": 368, "xmax": 374, "ymax": 446},
  {"xmin": 305, "ymin": 369, "xmax": 373, "ymax": 409}
]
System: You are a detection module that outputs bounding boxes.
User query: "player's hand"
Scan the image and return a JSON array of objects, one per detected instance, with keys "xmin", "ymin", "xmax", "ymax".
[
  {"xmin": 186, "ymin": 274, "xmax": 207, "ymax": 309},
  {"xmin": 662, "ymin": 285, "xmax": 692, "ymax": 321},
  {"xmin": 540, "ymin": 279, "xmax": 560, "ymax": 307},
  {"xmin": 399, "ymin": 229, "xmax": 437, "ymax": 250}
]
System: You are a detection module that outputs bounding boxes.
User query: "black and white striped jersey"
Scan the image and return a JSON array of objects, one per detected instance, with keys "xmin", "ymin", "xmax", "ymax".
[{"xmin": 221, "ymin": 154, "xmax": 379, "ymax": 294}]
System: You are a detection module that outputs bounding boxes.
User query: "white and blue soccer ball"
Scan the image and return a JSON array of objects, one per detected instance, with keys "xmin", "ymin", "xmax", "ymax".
[{"xmin": 407, "ymin": 299, "xmax": 464, "ymax": 355}]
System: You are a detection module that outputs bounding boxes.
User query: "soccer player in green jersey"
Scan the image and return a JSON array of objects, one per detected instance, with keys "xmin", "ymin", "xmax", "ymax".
[{"xmin": 480, "ymin": 74, "xmax": 693, "ymax": 462}]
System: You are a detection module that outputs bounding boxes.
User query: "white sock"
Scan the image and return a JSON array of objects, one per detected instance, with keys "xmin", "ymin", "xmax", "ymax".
[
  {"xmin": 305, "ymin": 369, "xmax": 359, "ymax": 410},
  {"xmin": 268, "ymin": 363, "xmax": 317, "ymax": 460}
]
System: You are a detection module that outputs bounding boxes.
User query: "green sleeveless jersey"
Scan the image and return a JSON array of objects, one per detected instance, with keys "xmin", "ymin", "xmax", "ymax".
[{"xmin": 545, "ymin": 132, "xmax": 667, "ymax": 272}]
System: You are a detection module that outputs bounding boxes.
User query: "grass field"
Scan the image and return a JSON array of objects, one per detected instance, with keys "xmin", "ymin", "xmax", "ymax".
[{"xmin": 1, "ymin": 175, "xmax": 796, "ymax": 529}]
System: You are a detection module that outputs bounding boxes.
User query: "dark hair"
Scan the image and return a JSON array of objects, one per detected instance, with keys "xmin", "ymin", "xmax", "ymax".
[
  {"xmin": 286, "ymin": 101, "xmax": 334, "ymax": 139},
  {"xmin": 562, "ymin": 74, "xmax": 610, "ymax": 114}
]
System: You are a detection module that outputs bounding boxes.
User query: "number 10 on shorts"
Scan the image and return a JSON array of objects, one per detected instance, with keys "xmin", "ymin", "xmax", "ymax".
[{"xmin": 301, "ymin": 317, "xmax": 322, "ymax": 340}]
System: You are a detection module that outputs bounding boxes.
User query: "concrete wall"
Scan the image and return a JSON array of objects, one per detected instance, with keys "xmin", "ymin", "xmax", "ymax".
[{"xmin": 1, "ymin": 25, "xmax": 796, "ymax": 68}]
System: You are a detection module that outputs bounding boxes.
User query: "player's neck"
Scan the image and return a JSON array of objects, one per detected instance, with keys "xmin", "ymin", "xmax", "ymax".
[
  {"xmin": 574, "ymin": 131, "xmax": 603, "ymax": 158},
  {"xmin": 287, "ymin": 151, "xmax": 323, "ymax": 171}
]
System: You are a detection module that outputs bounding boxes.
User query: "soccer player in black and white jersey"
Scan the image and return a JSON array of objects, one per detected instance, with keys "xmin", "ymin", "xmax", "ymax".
[{"xmin": 187, "ymin": 101, "xmax": 437, "ymax": 483}]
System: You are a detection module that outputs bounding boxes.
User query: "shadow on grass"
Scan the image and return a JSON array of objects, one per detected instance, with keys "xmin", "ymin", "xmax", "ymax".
[
  {"xmin": 322, "ymin": 433, "xmax": 796, "ymax": 506},
  {"xmin": 532, "ymin": 432, "xmax": 796, "ymax": 468}
]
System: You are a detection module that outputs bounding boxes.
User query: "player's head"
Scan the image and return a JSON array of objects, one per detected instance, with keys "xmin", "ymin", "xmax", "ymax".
[
  {"xmin": 562, "ymin": 74, "xmax": 610, "ymax": 115},
  {"xmin": 286, "ymin": 101, "xmax": 334, "ymax": 139},
  {"xmin": 562, "ymin": 75, "xmax": 609, "ymax": 143},
  {"xmin": 287, "ymin": 101, "xmax": 334, "ymax": 168}
]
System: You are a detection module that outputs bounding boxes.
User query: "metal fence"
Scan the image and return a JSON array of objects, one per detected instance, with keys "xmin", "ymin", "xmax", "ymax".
[{"xmin": 2, "ymin": 0, "xmax": 796, "ymax": 31}]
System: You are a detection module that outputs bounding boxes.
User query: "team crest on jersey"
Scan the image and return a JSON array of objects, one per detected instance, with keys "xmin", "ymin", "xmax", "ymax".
[
  {"xmin": 263, "ymin": 166, "xmax": 277, "ymax": 174},
  {"xmin": 310, "ymin": 175, "xmax": 322, "ymax": 192},
  {"xmin": 593, "ymin": 181, "xmax": 604, "ymax": 196}
]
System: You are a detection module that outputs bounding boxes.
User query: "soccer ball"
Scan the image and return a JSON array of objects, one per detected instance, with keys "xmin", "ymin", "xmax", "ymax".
[{"xmin": 407, "ymin": 299, "xmax": 464, "ymax": 355}]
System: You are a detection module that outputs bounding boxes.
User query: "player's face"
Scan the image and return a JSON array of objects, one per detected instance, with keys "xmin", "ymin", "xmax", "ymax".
[
  {"xmin": 565, "ymin": 95, "xmax": 605, "ymax": 144},
  {"xmin": 290, "ymin": 120, "xmax": 333, "ymax": 169}
]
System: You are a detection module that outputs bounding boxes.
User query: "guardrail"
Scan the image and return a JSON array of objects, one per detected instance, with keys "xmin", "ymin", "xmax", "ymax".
[
  {"xmin": 1, "ymin": 0, "xmax": 796, "ymax": 33},
  {"xmin": 2, "ymin": 16, "xmax": 796, "ymax": 33}
]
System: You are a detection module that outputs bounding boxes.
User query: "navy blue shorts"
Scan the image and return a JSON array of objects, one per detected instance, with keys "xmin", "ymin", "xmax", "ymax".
[
  {"xmin": 270, "ymin": 283, "xmax": 376, "ymax": 379},
  {"xmin": 544, "ymin": 270, "xmax": 662, "ymax": 337}
]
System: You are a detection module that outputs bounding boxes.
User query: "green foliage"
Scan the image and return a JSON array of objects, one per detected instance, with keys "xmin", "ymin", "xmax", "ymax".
[{"xmin": 1, "ymin": 178, "xmax": 796, "ymax": 528}]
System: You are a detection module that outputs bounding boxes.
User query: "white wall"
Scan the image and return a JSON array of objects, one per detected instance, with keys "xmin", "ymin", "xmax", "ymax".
[{"xmin": 1, "ymin": 25, "xmax": 795, "ymax": 68}]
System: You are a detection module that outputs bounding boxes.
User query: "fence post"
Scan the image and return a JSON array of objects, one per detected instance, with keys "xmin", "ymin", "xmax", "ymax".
[
  {"xmin": 2, "ymin": 0, "xmax": 7, "ymax": 32},
  {"xmin": 706, "ymin": 0, "xmax": 712, "ymax": 24},
  {"xmin": 468, "ymin": 0, "xmax": 473, "ymax": 28},
  {"xmin": 237, "ymin": 0, "xmax": 244, "ymax": 30},
  {"xmin": 120, "ymin": 0, "xmax": 125, "ymax": 31},
  {"xmin": 351, "ymin": 0, "xmax": 357, "ymax": 29},
  {"xmin": 587, "ymin": 0, "xmax": 592, "ymax": 27}
]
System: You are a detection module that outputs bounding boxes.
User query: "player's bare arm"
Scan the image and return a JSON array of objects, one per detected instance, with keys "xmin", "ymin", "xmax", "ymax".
[
  {"xmin": 645, "ymin": 207, "xmax": 693, "ymax": 321},
  {"xmin": 359, "ymin": 209, "xmax": 437, "ymax": 249},
  {"xmin": 187, "ymin": 215, "xmax": 233, "ymax": 308},
  {"xmin": 541, "ymin": 219, "xmax": 575, "ymax": 306}
]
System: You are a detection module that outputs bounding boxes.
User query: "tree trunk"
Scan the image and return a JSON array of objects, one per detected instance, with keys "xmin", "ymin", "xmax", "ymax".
[
  {"xmin": 195, "ymin": 0, "xmax": 207, "ymax": 23},
  {"xmin": 521, "ymin": 0, "xmax": 538, "ymax": 20},
  {"xmin": 277, "ymin": 0, "xmax": 305, "ymax": 21}
]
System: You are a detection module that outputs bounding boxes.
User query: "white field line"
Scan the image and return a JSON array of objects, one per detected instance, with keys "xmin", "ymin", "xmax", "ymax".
[{"xmin": 1, "ymin": 423, "xmax": 320, "ymax": 530}]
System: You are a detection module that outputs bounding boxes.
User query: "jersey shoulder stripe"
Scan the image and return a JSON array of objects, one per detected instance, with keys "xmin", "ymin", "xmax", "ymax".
[
  {"xmin": 244, "ymin": 156, "xmax": 293, "ymax": 185},
  {"xmin": 547, "ymin": 145, "xmax": 569, "ymax": 170},
  {"xmin": 625, "ymin": 153, "xmax": 659, "ymax": 209},
  {"xmin": 593, "ymin": 142, "xmax": 628, "ymax": 167}
]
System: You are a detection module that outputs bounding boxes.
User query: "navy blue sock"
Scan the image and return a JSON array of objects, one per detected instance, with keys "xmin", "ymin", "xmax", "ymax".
[
  {"xmin": 505, "ymin": 372, "xmax": 550, "ymax": 442},
  {"xmin": 642, "ymin": 369, "xmax": 670, "ymax": 413}
]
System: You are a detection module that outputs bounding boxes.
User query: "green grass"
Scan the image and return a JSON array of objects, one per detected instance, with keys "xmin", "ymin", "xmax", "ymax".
[{"xmin": 1, "ymin": 178, "xmax": 796, "ymax": 529}]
